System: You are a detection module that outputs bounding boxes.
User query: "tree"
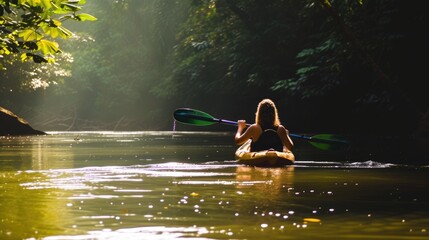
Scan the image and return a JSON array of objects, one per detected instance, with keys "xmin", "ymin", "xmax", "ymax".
[
  {"xmin": 272, "ymin": 0, "xmax": 428, "ymax": 133},
  {"xmin": 19, "ymin": 0, "xmax": 191, "ymax": 130},
  {"xmin": 161, "ymin": 0, "xmax": 427, "ymax": 133},
  {"xmin": 156, "ymin": 1, "xmax": 307, "ymax": 108},
  {"xmin": 0, "ymin": 0, "xmax": 96, "ymax": 70}
]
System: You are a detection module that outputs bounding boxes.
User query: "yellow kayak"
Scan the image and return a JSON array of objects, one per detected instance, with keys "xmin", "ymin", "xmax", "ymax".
[{"xmin": 235, "ymin": 140, "xmax": 295, "ymax": 167}]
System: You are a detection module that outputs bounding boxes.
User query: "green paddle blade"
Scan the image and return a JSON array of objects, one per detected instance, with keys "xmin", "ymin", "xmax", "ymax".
[
  {"xmin": 308, "ymin": 134, "xmax": 349, "ymax": 151},
  {"xmin": 173, "ymin": 108, "xmax": 350, "ymax": 151},
  {"xmin": 174, "ymin": 108, "xmax": 218, "ymax": 126}
]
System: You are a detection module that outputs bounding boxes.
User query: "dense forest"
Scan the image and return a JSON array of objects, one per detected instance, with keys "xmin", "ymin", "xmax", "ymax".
[{"xmin": 1, "ymin": 0, "xmax": 427, "ymax": 139}]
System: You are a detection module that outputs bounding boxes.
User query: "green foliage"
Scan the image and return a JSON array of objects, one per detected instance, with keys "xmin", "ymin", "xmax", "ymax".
[
  {"xmin": 48, "ymin": 0, "xmax": 191, "ymax": 123},
  {"xmin": 272, "ymin": 37, "xmax": 343, "ymax": 99},
  {"xmin": 165, "ymin": 0, "xmax": 427, "ymax": 111},
  {"xmin": 157, "ymin": 0, "xmax": 427, "ymax": 133},
  {"xmin": 0, "ymin": 0, "xmax": 96, "ymax": 69},
  {"xmin": 0, "ymin": 51, "xmax": 73, "ymax": 94},
  {"xmin": 159, "ymin": 0, "xmax": 310, "ymax": 104},
  {"xmin": 2, "ymin": 0, "xmax": 426, "ymax": 133},
  {"xmin": 270, "ymin": 0, "xmax": 427, "ymax": 113}
]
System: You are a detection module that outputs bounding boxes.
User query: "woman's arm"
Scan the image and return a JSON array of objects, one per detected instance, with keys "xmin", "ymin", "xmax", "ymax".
[
  {"xmin": 235, "ymin": 121, "xmax": 256, "ymax": 145},
  {"xmin": 278, "ymin": 125, "xmax": 294, "ymax": 151}
]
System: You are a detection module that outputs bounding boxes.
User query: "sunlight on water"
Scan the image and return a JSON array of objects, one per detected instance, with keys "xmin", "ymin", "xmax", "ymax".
[
  {"xmin": 20, "ymin": 163, "xmax": 236, "ymax": 191},
  {"xmin": 1, "ymin": 132, "xmax": 429, "ymax": 239},
  {"xmin": 44, "ymin": 226, "xmax": 211, "ymax": 240},
  {"xmin": 174, "ymin": 180, "xmax": 271, "ymax": 186}
]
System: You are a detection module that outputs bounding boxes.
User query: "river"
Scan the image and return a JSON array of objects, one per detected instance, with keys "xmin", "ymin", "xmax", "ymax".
[{"xmin": 1, "ymin": 131, "xmax": 428, "ymax": 239}]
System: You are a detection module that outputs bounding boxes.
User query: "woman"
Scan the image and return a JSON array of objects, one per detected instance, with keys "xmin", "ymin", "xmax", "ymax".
[{"xmin": 235, "ymin": 99, "xmax": 293, "ymax": 152}]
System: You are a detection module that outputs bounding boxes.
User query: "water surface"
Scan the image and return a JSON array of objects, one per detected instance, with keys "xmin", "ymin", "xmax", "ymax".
[{"xmin": 1, "ymin": 131, "xmax": 428, "ymax": 239}]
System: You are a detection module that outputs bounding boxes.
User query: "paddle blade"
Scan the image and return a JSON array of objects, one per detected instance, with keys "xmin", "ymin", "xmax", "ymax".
[
  {"xmin": 308, "ymin": 134, "xmax": 349, "ymax": 151},
  {"xmin": 173, "ymin": 108, "xmax": 218, "ymax": 126}
]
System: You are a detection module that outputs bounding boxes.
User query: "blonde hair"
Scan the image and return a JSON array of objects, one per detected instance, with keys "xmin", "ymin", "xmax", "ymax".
[{"xmin": 255, "ymin": 99, "xmax": 281, "ymax": 129}]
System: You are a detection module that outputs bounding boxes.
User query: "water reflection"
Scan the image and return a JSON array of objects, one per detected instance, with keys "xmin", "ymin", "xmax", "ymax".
[
  {"xmin": 44, "ymin": 226, "xmax": 212, "ymax": 240},
  {"xmin": 0, "ymin": 171, "xmax": 74, "ymax": 239},
  {"xmin": 235, "ymin": 166, "xmax": 294, "ymax": 194},
  {"xmin": 1, "ymin": 136, "xmax": 78, "ymax": 239},
  {"xmin": 0, "ymin": 135, "xmax": 75, "ymax": 171},
  {"xmin": 1, "ymin": 132, "xmax": 429, "ymax": 240}
]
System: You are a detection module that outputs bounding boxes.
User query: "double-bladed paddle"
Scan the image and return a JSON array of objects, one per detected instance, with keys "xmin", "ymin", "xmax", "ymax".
[{"xmin": 173, "ymin": 108, "xmax": 349, "ymax": 151}]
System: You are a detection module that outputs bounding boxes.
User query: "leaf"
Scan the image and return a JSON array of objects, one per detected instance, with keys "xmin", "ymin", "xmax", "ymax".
[
  {"xmin": 50, "ymin": 28, "xmax": 60, "ymax": 38},
  {"xmin": 323, "ymin": 0, "xmax": 332, "ymax": 8},
  {"xmin": 57, "ymin": 26, "xmax": 73, "ymax": 38},
  {"xmin": 75, "ymin": 13, "xmax": 97, "ymax": 21},
  {"xmin": 41, "ymin": 0, "xmax": 52, "ymax": 9},
  {"xmin": 33, "ymin": 54, "xmax": 48, "ymax": 63},
  {"xmin": 297, "ymin": 66, "xmax": 318, "ymax": 75},
  {"xmin": 47, "ymin": 57, "xmax": 55, "ymax": 63},
  {"xmin": 52, "ymin": 3, "xmax": 71, "ymax": 14},
  {"xmin": 37, "ymin": 39, "xmax": 61, "ymax": 54},
  {"xmin": 297, "ymin": 48, "xmax": 315, "ymax": 58},
  {"xmin": 51, "ymin": 19, "xmax": 62, "ymax": 27},
  {"xmin": 18, "ymin": 29, "xmax": 43, "ymax": 41},
  {"xmin": 61, "ymin": 3, "xmax": 82, "ymax": 11},
  {"xmin": 23, "ymin": 41, "xmax": 38, "ymax": 50},
  {"xmin": 58, "ymin": 14, "xmax": 74, "ymax": 21},
  {"xmin": 41, "ymin": 20, "xmax": 65, "ymax": 38},
  {"xmin": 22, "ymin": 52, "xmax": 49, "ymax": 63},
  {"xmin": 21, "ymin": 53, "xmax": 29, "ymax": 62}
]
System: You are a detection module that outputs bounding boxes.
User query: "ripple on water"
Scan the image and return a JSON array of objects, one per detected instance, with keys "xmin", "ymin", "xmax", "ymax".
[
  {"xmin": 295, "ymin": 160, "xmax": 396, "ymax": 168},
  {"xmin": 43, "ymin": 226, "xmax": 212, "ymax": 240},
  {"xmin": 19, "ymin": 162, "xmax": 236, "ymax": 191}
]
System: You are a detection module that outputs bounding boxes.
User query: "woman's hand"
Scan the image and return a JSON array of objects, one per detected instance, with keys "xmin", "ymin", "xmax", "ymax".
[
  {"xmin": 235, "ymin": 120, "xmax": 248, "ymax": 145},
  {"xmin": 237, "ymin": 120, "xmax": 246, "ymax": 132}
]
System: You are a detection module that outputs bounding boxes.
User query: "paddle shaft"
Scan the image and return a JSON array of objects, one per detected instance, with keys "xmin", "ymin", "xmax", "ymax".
[
  {"xmin": 173, "ymin": 108, "xmax": 349, "ymax": 146},
  {"xmin": 221, "ymin": 120, "xmax": 314, "ymax": 141},
  {"xmin": 182, "ymin": 112, "xmax": 315, "ymax": 142}
]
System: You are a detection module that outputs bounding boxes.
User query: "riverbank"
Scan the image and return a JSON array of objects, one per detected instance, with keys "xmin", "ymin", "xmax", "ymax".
[{"xmin": 0, "ymin": 107, "xmax": 45, "ymax": 136}]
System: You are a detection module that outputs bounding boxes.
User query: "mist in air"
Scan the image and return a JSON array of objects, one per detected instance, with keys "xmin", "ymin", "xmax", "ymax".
[
  {"xmin": 2, "ymin": 1, "xmax": 189, "ymax": 131},
  {"xmin": 1, "ymin": 0, "xmax": 426, "ymax": 136}
]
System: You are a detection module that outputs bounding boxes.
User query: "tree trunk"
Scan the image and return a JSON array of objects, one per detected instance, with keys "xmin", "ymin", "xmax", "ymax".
[{"xmin": 0, "ymin": 106, "xmax": 46, "ymax": 136}]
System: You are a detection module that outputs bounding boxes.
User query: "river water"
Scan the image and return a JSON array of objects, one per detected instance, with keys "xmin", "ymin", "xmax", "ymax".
[{"xmin": 0, "ymin": 131, "xmax": 428, "ymax": 239}]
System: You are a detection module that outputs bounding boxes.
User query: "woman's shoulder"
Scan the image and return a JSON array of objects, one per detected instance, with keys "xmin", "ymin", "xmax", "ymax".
[
  {"xmin": 277, "ymin": 125, "xmax": 289, "ymax": 133},
  {"xmin": 249, "ymin": 124, "xmax": 263, "ymax": 134},
  {"xmin": 248, "ymin": 123, "xmax": 259, "ymax": 128}
]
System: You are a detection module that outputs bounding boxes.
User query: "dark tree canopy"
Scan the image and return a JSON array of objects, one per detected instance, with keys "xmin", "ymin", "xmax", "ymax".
[
  {"xmin": 160, "ymin": 0, "xmax": 427, "ymax": 133},
  {"xmin": 1, "ymin": 0, "xmax": 427, "ymax": 136}
]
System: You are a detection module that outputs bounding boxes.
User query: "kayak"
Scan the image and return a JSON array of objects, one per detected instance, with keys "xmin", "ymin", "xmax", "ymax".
[{"xmin": 235, "ymin": 140, "xmax": 295, "ymax": 167}]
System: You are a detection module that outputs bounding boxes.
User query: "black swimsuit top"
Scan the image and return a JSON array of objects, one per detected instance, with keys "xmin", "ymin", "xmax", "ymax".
[{"xmin": 250, "ymin": 126, "xmax": 283, "ymax": 152}]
